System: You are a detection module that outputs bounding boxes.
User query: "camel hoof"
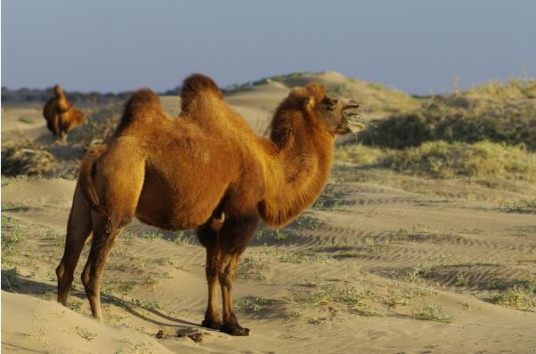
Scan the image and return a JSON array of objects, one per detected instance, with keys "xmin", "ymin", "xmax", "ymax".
[
  {"xmin": 201, "ymin": 319, "xmax": 222, "ymax": 330},
  {"xmin": 220, "ymin": 324, "xmax": 250, "ymax": 336}
]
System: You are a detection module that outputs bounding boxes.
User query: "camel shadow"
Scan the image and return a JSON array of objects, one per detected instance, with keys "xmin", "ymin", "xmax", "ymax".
[{"xmin": 1, "ymin": 269, "xmax": 200, "ymax": 330}]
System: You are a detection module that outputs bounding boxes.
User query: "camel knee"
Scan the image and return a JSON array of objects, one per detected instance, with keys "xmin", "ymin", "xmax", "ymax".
[
  {"xmin": 56, "ymin": 262, "xmax": 65, "ymax": 280},
  {"xmin": 219, "ymin": 271, "xmax": 233, "ymax": 288},
  {"xmin": 57, "ymin": 264, "xmax": 74, "ymax": 285},
  {"xmin": 81, "ymin": 267, "xmax": 91, "ymax": 290},
  {"xmin": 206, "ymin": 262, "xmax": 220, "ymax": 284}
]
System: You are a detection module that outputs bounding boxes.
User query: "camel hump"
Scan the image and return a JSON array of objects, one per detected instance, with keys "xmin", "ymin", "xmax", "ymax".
[
  {"xmin": 116, "ymin": 88, "xmax": 162, "ymax": 132},
  {"xmin": 181, "ymin": 73, "xmax": 223, "ymax": 111}
]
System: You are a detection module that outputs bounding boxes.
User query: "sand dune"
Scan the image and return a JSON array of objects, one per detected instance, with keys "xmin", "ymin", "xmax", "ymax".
[
  {"xmin": 2, "ymin": 73, "xmax": 536, "ymax": 353},
  {"xmin": 3, "ymin": 174, "xmax": 535, "ymax": 353},
  {"xmin": 2, "ymin": 291, "xmax": 176, "ymax": 354}
]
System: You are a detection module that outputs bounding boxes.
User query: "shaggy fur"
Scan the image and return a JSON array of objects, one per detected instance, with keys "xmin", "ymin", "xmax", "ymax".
[
  {"xmin": 56, "ymin": 73, "xmax": 361, "ymax": 336},
  {"xmin": 43, "ymin": 85, "xmax": 85, "ymax": 140}
]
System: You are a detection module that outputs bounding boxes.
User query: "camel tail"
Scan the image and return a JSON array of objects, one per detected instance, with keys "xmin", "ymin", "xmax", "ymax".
[
  {"xmin": 181, "ymin": 73, "xmax": 223, "ymax": 111},
  {"xmin": 79, "ymin": 144, "xmax": 108, "ymax": 215}
]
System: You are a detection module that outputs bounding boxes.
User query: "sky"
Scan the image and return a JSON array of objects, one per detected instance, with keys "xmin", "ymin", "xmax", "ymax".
[{"xmin": 2, "ymin": 0, "xmax": 535, "ymax": 94}]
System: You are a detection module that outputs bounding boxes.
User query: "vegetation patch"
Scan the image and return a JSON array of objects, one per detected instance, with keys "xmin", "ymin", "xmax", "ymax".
[
  {"xmin": 491, "ymin": 285, "xmax": 536, "ymax": 312},
  {"xmin": 68, "ymin": 103, "xmax": 123, "ymax": 148},
  {"xmin": 498, "ymin": 199, "xmax": 536, "ymax": 213},
  {"xmin": 173, "ymin": 231, "xmax": 196, "ymax": 245},
  {"xmin": 382, "ymin": 141, "xmax": 536, "ymax": 182},
  {"xmin": 238, "ymin": 297, "xmax": 279, "ymax": 313},
  {"xmin": 361, "ymin": 79, "xmax": 536, "ymax": 150},
  {"xmin": 415, "ymin": 304, "xmax": 454, "ymax": 323},
  {"xmin": 291, "ymin": 281, "xmax": 382, "ymax": 317},
  {"xmin": 1, "ymin": 138, "xmax": 56, "ymax": 177},
  {"xmin": 17, "ymin": 117, "xmax": 35, "ymax": 124}
]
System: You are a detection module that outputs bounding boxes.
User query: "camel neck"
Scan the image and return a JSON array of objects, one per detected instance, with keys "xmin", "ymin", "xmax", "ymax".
[{"xmin": 260, "ymin": 114, "xmax": 334, "ymax": 226}]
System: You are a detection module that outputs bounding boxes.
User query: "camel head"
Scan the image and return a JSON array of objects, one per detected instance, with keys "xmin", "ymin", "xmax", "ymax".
[
  {"xmin": 53, "ymin": 85, "xmax": 65, "ymax": 98},
  {"xmin": 292, "ymin": 82, "xmax": 364, "ymax": 136}
]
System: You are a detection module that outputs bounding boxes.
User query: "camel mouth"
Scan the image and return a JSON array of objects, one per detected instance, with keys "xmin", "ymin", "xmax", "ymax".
[{"xmin": 342, "ymin": 106, "xmax": 365, "ymax": 133}]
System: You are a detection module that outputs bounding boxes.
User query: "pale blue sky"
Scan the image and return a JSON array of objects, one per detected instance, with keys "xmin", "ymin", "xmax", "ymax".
[{"xmin": 2, "ymin": 0, "xmax": 535, "ymax": 94}]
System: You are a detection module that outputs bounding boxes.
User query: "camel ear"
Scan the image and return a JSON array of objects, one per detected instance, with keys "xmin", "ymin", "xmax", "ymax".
[
  {"xmin": 290, "ymin": 87, "xmax": 307, "ymax": 96},
  {"xmin": 305, "ymin": 97, "xmax": 315, "ymax": 111}
]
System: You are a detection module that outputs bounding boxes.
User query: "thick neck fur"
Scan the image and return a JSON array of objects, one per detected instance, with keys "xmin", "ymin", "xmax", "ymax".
[{"xmin": 259, "ymin": 103, "xmax": 334, "ymax": 227}]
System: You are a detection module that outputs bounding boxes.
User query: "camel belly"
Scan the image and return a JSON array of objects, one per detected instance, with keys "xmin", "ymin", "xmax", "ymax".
[{"xmin": 134, "ymin": 167, "xmax": 229, "ymax": 231}]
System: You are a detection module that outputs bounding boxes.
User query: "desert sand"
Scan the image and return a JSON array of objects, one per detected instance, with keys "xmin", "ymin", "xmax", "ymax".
[{"xmin": 2, "ymin": 72, "xmax": 535, "ymax": 353}]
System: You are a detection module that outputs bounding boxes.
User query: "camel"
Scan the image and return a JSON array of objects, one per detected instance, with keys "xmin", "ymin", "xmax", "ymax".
[
  {"xmin": 43, "ymin": 85, "xmax": 85, "ymax": 141},
  {"xmin": 55, "ymin": 74, "xmax": 363, "ymax": 336}
]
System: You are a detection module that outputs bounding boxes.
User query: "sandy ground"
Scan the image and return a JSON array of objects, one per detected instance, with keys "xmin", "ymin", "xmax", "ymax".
[{"xmin": 2, "ymin": 75, "xmax": 536, "ymax": 353}]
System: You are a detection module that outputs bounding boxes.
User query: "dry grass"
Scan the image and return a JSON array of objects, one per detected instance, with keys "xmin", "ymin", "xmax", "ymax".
[
  {"xmin": 415, "ymin": 304, "xmax": 454, "ymax": 323},
  {"xmin": 68, "ymin": 102, "xmax": 123, "ymax": 148},
  {"xmin": 1, "ymin": 138, "xmax": 56, "ymax": 176},
  {"xmin": 360, "ymin": 78, "xmax": 536, "ymax": 150},
  {"xmin": 382, "ymin": 141, "xmax": 536, "ymax": 182},
  {"xmin": 334, "ymin": 141, "xmax": 536, "ymax": 202},
  {"xmin": 491, "ymin": 286, "xmax": 536, "ymax": 312}
]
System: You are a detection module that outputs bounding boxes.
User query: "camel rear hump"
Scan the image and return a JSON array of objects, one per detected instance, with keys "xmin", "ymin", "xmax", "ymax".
[{"xmin": 181, "ymin": 73, "xmax": 223, "ymax": 111}]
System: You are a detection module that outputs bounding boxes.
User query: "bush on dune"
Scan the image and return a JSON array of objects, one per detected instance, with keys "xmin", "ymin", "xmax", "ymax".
[
  {"xmin": 360, "ymin": 79, "xmax": 536, "ymax": 150},
  {"xmin": 382, "ymin": 141, "xmax": 536, "ymax": 182},
  {"xmin": 68, "ymin": 102, "xmax": 123, "ymax": 148},
  {"xmin": 1, "ymin": 138, "xmax": 56, "ymax": 177}
]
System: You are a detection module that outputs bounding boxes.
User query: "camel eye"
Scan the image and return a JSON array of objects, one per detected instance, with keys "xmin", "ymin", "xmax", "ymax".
[{"xmin": 322, "ymin": 97, "xmax": 337, "ymax": 107}]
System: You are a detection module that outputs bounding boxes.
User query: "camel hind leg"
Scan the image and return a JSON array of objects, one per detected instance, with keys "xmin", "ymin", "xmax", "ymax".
[
  {"xmin": 81, "ymin": 214, "xmax": 126, "ymax": 320},
  {"xmin": 56, "ymin": 184, "xmax": 93, "ymax": 306},
  {"xmin": 80, "ymin": 153, "xmax": 144, "ymax": 320}
]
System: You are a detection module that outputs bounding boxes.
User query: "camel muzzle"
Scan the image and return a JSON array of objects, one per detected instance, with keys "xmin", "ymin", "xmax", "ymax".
[{"xmin": 342, "ymin": 102, "xmax": 365, "ymax": 133}]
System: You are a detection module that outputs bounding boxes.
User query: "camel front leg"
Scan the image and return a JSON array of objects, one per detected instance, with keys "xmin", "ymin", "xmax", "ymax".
[
  {"xmin": 197, "ymin": 220, "xmax": 224, "ymax": 329},
  {"xmin": 219, "ymin": 254, "xmax": 250, "ymax": 335},
  {"xmin": 217, "ymin": 212, "xmax": 259, "ymax": 336},
  {"xmin": 202, "ymin": 246, "xmax": 222, "ymax": 329}
]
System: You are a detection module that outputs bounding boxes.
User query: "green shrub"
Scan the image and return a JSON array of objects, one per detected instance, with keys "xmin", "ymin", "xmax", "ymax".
[
  {"xmin": 381, "ymin": 141, "xmax": 536, "ymax": 181},
  {"xmin": 361, "ymin": 80, "xmax": 536, "ymax": 150},
  {"xmin": 491, "ymin": 285, "xmax": 536, "ymax": 311}
]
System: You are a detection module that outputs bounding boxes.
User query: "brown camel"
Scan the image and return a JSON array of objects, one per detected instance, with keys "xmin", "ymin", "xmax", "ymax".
[
  {"xmin": 43, "ymin": 85, "xmax": 85, "ymax": 141},
  {"xmin": 55, "ymin": 74, "xmax": 363, "ymax": 336}
]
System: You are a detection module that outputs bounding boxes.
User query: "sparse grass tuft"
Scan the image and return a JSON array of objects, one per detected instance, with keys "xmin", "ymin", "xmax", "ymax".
[
  {"xmin": 416, "ymin": 304, "xmax": 454, "ymax": 323},
  {"xmin": 499, "ymin": 199, "xmax": 536, "ymax": 213},
  {"xmin": 272, "ymin": 229, "xmax": 288, "ymax": 241},
  {"xmin": 491, "ymin": 285, "xmax": 536, "ymax": 311},
  {"xmin": 291, "ymin": 281, "xmax": 382, "ymax": 317},
  {"xmin": 237, "ymin": 255, "xmax": 266, "ymax": 280},
  {"xmin": 18, "ymin": 117, "xmax": 35, "ymax": 124},
  {"xmin": 238, "ymin": 297, "xmax": 277, "ymax": 313},
  {"xmin": 2, "ymin": 215, "xmax": 23, "ymax": 266},
  {"xmin": 75, "ymin": 326, "xmax": 97, "ymax": 342},
  {"xmin": 335, "ymin": 144, "xmax": 385, "ymax": 165},
  {"xmin": 173, "ymin": 231, "xmax": 195, "ymax": 245},
  {"xmin": 1, "ymin": 267, "xmax": 20, "ymax": 290},
  {"xmin": 313, "ymin": 186, "xmax": 344, "ymax": 210},
  {"xmin": 454, "ymin": 271, "xmax": 468, "ymax": 286},
  {"xmin": 138, "ymin": 230, "xmax": 163, "ymax": 240},
  {"xmin": 43, "ymin": 229, "xmax": 64, "ymax": 241},
  {"xmin": 294, "ymin": 215, "xmax": 324, "ymax": 230}
]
